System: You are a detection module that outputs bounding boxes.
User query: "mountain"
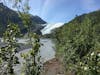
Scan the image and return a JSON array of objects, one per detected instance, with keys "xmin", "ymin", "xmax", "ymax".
[
  {"xmin": 52, "ymin": 10, "xmax": 100, "ymax": 55},
  {"xmin": 0, "ymin": 3, "xmax": 46, "ymax": 36},
  {"xmin": 41, "ymin": 23, "xmax": 64, "ymax": 35},
  {"xmin": 52, "ymin": 10, "xmax": 100, "ymax": 40},
  {"xmin": 52, "ymin": 10, "xmax": 100, "ymax": 74}
]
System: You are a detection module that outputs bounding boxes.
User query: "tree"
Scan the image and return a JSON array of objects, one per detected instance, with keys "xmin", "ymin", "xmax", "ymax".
[
  {"xmin": 0, "ymin": 23, "xmax": 20, "ymax": 75},
  {"xmin": 0, "ymin": 0, "xmax": 41, "ymax": 75}
]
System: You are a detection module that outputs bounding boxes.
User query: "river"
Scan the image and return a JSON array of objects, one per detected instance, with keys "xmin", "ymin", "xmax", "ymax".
[{"xmin": 14, "ymin": 38, "xmax": 55, "ymax": 75}]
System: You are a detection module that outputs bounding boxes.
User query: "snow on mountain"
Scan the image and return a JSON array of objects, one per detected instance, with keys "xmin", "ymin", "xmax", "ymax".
[{"xmin": 41, "ymin": 23, "xmax": 64, "ymax": 35}]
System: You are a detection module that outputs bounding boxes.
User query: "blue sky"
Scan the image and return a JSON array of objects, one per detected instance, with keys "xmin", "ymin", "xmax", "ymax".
[
  {"xmin": 29, "ymin": 0, "xmax": 100, "ymax": 23},
  {"xmin": 2, "ymin": 0, "xmax": 100, "ymax": 23}
]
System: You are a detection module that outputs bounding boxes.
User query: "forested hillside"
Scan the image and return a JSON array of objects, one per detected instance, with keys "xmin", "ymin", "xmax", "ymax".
[{"xmin": 52, "ymin": 10, "xmax": 100, "ymax": 75}]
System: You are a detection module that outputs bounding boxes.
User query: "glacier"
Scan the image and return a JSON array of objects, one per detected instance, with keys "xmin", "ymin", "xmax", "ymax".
[{"xmin": 41, "ymin": 23, "xmax": 64, "ymax": 35}]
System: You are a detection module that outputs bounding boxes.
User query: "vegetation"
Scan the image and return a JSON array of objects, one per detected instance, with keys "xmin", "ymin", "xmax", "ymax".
[
  {"xmin": 0, "ymin": 0, "xmax": 42, "ymax": 75},
  {"xmin": 21, "ymin": 33, "xmax": 41, "ymax": 75},
  {"xmin": 0, "ymin": 0, "xmax": 100, "ymax": 75},
  {"xmin": 0, "ymin": 23, "xmax": 20, "ymax": 75},
  {"xmin": 52, "ymin": 10, "xmax": 100, "ymax": 75}
]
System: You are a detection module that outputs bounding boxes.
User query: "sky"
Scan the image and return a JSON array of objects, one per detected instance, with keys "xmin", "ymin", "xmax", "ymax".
[
  {"xmin": 1, "ymin": 0, "xmax": 100, "ymax": 23},
  {"xmin": 29, "ymin": 0, "xmax": 100, "ymax": 23}
]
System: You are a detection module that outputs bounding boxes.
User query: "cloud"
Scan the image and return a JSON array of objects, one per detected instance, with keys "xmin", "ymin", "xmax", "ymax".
[
  {"xmin": 41, "ymin": 0, "xmax": 70, "ymax": 23},
  {"xmin": 41, "ymin": 0, "xmax": 56, "ymax": 17},
  {"xmin": 41, "ymin": 0, "xmax": 66, "ymax": 17}
]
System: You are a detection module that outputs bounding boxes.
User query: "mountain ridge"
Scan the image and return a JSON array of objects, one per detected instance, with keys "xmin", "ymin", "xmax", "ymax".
[{"xmin": 0, "ymin": 3, "xmax": 46, "ymax": 36}]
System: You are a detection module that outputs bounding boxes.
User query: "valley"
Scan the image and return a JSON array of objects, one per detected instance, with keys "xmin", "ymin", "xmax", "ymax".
[{"xmin": 0, "ymin": 0, "xmax": 100, "ymax": 75}]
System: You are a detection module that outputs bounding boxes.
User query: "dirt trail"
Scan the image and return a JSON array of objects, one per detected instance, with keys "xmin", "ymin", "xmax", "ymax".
[{"xmin": 41, "ymin": 58, "xmax": 64, "ymax": 75}]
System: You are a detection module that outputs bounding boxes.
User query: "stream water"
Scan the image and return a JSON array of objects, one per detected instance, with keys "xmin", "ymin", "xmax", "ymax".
[{"xmin": 14, "ymin": 38, "xmax": 55, "ymax": 75}]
